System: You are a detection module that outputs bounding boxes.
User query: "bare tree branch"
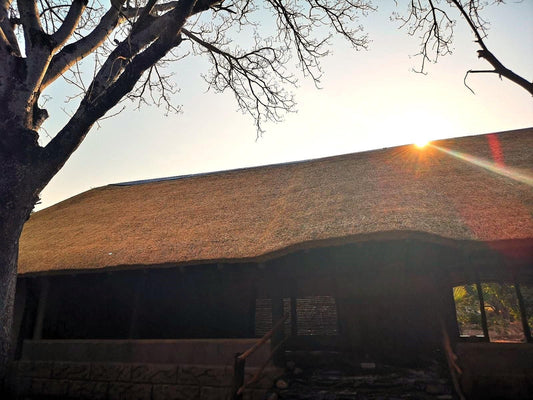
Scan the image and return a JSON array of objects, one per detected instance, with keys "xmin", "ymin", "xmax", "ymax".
[
  {"xmin": 41, "ymin": 4, "xmax": 123, "ymax": 88},
  {"xmin": 121, "ymin": 0, "xmax": 179, "ymax": 18},
  {"xmin": 0, "ymin": 20, "xmax": 12, "ymax": 52},
  {"xmin": 50, "ymin": 0, "xmax": 87, "ymax": 49},
  {"xmin": 183, "ymin": 27, "xmax": 295, "ymax": 133},
  {"xmin": 15, "ymin": 1, "xmax": 56, "ymax": 126},
  {"xmin": 0, "ymin": 0, "xmax": 21, "ymax": 55},
  {"xmin": 448, "ymin": 0, "xmax": 533, "ymax": 95},
  {"xmin": 40, "ymin": 0, "xmax": 199, "ymax": 181},
  {"xmin": 18, "ymin": 0, "xmax": 44, "ymax": 51},
  {"xmin": 18, "ymin": 0, "xmax": 42, "ymax": 29},
  {"xmin": 396, "ymin": 0, "xmax": 532, "ymax": 95}
]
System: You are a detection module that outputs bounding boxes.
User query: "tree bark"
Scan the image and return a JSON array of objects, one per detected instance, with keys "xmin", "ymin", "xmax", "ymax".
[
  {"xmin": 0, "ymin": 147, "xmax": 40, "ymax": 390},
  {"xmin": 0, "ymin": 209, "xmax": 33, "ymax": 386},
  {"xmin": 0, "ymin": 4, "xmax": 197, "ymax": 385},
  {"xmin": 0, "ymin": 222, "xmax": 21, "ymax": 388}
]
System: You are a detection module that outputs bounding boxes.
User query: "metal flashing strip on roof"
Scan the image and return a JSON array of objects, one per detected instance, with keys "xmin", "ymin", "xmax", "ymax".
[{"xmin": 108, "ymin": 145, "xmax": 398, "ymax": 187}]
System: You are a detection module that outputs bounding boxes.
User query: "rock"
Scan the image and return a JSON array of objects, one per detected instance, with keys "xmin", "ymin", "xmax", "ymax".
[
  {"xmin": 286, "ymin": 361, "xmax": 296, "ymax": 371},
  {"xmin": 425, "ymin": 383, "xmax": 447, "ymax": 394},
  {"xmin": 275, "ymin": 379, "xmax": 289, "ymax": 389},
  {"xmin": 266, "ymin": 364, "xmax": 453, "ymax": 399}
]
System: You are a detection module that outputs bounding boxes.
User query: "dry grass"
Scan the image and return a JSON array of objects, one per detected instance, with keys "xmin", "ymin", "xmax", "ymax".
[{"xmin": 18, "ymin": 128, "xmax": 533, "ymax": 274}]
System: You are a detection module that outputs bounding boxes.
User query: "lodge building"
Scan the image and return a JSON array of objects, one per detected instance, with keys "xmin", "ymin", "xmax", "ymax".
[{"xmin": 8, "ymin": 128, "xmax": 533, "ymax": 399}]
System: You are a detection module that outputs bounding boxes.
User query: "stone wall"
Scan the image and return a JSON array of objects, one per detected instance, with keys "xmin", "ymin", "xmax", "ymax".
[
  {"xmin": 21, "ymin": 339, "xmax": 271, "ymax": 366},
  {"xmin": 7, "ymin": 361, "xmax": 281, "ymax": 400},
  {"xmin": 456, "ymin": 342, "xmax": 533, "ymax": 399}
]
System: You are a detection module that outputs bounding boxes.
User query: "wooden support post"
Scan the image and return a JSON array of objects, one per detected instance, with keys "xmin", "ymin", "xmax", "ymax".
[
  {"xmin": 128, "ymin": 271, "xmax": 147, "ymax": 339},
  {"xmin": 231, "ymin": 352, "xmax": 245, "ymax": 400},
  {"xmin": 248, "ymin": 278, "xmax": 257, "ymax": 337},
  {"xmin": 271, "ymin": 297, "xmax": 285, "ymax": 366},
  {"xmin": 33, "ymin": 278, "xmax": 50, "ymax": 340},
  {"xmin": 444, "ymin": 282, "xmax": 461, "ymax": 339},
  {"xmin": 475, "ymin": 281, "xmax": 489, "ymax": 340},
  {"xmin": 515, "ymin": 282, "xmax": 532, "ymax": 343},
  {"xmin": 290, "ymin": 280, "xmax": 297, "ymax": 337},
  {"xmin": 235, "ymin": 315, "xmax": 288, "ymax": 397}
]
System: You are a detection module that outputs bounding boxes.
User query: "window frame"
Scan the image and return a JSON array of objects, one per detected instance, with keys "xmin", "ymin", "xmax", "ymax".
[{"xmin": 454, "ymin": 280, "xmax": 532, "ymax": 344}]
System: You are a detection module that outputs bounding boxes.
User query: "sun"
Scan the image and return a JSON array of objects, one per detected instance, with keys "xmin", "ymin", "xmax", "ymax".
[{"xmin": 414, "ymin": 140, "xmax": 430, "ymax": 149}]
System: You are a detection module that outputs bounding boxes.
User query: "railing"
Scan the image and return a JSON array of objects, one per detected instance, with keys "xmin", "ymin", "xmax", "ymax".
[
  {"xmin": 231, "ymin": 315, "xmax": 289, "ymax": 400},
  {"xmin": 440, "ymin": 319, "xmax": 465, "ymax": 400}
]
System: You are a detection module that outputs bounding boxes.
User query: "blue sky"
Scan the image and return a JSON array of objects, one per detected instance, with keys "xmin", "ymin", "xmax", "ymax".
[{"xmin": 37, "ymin": 1, "xmax": 532, "ymax": 210}]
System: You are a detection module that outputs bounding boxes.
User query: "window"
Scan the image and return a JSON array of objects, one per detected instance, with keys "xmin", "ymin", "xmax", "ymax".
[
  {"xmin": 483, "ymin": 283, "xmax": 524, "ymax": 342},
  {"xmin": 296, "ymin": 296, "xmax": 338, "ymax": 336},
  {"xmin": 453, "ymin": 282, "xmax": 532, "ymax": 343},
  {"xmin": 254, "ymin": 298, "xmax": 272, "ymax": 337},
  {"xmin": 254, "ymin": 296, "xmax": 338, "ymax": 337},
  {"xmin": 453, "ymin": 284, "xmax": 485, "ymax": 338},
  {"xmin": 254, "ymin": 298, "xmax": 292, "ymax": 337}
]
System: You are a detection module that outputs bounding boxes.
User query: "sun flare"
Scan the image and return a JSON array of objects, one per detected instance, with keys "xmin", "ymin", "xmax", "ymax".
[{"xmin": 414, "ymin": 140, "xmax": 429, "ymax": 148}]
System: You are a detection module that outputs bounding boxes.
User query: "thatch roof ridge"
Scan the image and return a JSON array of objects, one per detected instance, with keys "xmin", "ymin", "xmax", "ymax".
[{"xmin": 19, "ymin": 128, "xmax": 533, "ymax": 274}]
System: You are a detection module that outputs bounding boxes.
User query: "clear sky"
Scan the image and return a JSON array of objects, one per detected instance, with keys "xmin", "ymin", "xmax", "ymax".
[{"xmin": 36, "ymin": 1, "xmax": 532, "ymax": 210}]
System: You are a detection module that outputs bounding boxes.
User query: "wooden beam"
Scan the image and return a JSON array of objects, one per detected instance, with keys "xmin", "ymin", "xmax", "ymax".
[
  {"xmin": 231, "ymin": 352, "xmax": 245, "ymax": 400},
  {"xmin": 237, "ymin": 335, "xmax": 289, "ymax": 396},
  {"xmin": 290, "ymin": 279, "xmax": 297, "ymax": 337},
  {"xmin": 239, "ymin": 314, "xmax": 288, "ymax": 362},
  {"xmin": 271, "ymin": 296, "xmax": 285, "ymax": 366},
  {"xmin": 128, "ymin": 271, "xmax": 147, "ymax": 339},
  {"xmin": 248, "ymin": 280, "xmax": 257, "ymax": 337},
  {"xmin": 475, "ymin": 281, "xmax": 489, "ymax": 340},
  {"xmin": 515, "ymin": 282, "xmax": 532, "ymax": 343},
  {"xmin": 33, "ymin": 278, "xmax": 50, "ymax": 340}
]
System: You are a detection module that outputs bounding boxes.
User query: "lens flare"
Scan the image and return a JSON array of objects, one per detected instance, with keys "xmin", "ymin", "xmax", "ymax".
[{"xmin": 430, "ymin": 144, "xmax": 533, "ymax": 187}]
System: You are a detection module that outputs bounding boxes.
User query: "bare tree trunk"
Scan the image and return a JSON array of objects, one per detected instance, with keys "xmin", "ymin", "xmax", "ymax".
[
  {"xmin": 0, "ymin": 153, "xmax": 39, "ymax": 391},
  {"xmin": 0, "ymin": 221, "xmax": 21, "ymax": 387}
]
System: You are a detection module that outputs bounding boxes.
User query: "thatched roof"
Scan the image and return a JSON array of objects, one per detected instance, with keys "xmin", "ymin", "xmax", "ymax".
[{"xmin": 19, "ymin": 128, "xmax": 533, "ymax": 275}]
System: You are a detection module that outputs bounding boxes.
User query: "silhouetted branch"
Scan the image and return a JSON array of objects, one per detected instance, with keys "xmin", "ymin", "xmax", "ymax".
[{"xmin": 396, "ymin": 0, "xmax": 532, "ymax": 95}]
